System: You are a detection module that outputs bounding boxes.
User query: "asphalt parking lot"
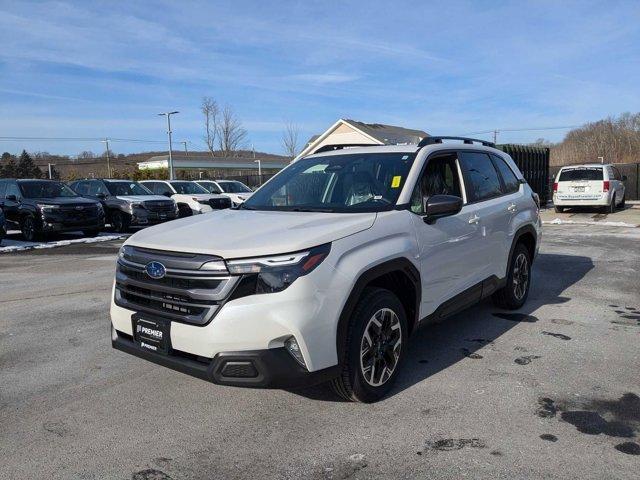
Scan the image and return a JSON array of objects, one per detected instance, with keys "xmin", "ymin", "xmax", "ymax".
[{"xmin": 1, "ymin": 212, "xmax": 639, "ymax": 479}]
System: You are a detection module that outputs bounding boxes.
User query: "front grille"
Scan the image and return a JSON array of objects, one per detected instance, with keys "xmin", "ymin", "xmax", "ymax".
[
  {"xmin": 145, "ymin": 201, "xmax": 175, "ymax": 213},
  {"xmin": 114, "ymin": 247, "xmax": 239, "ymax": 325},
  {"xmin": 209, "ymin": 198, "xmax": 232, "ymax": 209}
]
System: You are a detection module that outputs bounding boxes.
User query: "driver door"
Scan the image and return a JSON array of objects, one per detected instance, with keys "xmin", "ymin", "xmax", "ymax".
[{"xmin": 409, "ymin": 153, "xmax": 485, "ymax": 317}]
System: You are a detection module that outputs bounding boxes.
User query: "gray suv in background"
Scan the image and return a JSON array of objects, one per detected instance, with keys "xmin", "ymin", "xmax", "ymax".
[{"xmin": 69, "ymin": 179, "xmax": 178, "ymax": 232}]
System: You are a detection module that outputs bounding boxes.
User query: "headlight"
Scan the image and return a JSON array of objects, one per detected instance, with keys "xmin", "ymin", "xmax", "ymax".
[
  {"xmin": 129, "ymin": 202, "xmax": 145, "ymax": 210},
  {"xmin": 226, "ymin": 243, "xmax": 331, "ymax": 294},
  {"xmin": 37, "ymin": 203, "xmax": 60, "ymax": 211},
  {"xmin": 118, "ymin": 245, "xmax": 132, "ymax": 260}
]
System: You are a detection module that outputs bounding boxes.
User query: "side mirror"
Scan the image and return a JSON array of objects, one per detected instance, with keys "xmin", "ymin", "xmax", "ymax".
[
  {"xmin": 6, "ymin": 194, "xmax": 17, "ymax": 202},
  {"xmin": 622, "ymin": 175, "xmax": 628, "ymax": 181},
  {"xmin": 96, "ymin": 192, "xmax": 107, "ymax": 199},
  {"xmin": 163, "ymin": 191, "xmax": 173, "ymax": 198},
  {"xmin": 423, "ymin": 194, "xmax": 463, "ymax": 224}
]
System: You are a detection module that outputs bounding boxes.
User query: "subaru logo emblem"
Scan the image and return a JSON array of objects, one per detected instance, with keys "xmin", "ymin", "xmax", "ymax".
[
  {"xmin": 75, "ymin": 206, "xmax": 84, "ymax": 210},
  {"xmin": 145, "ymin": 261, "xmax": 166, "ymax": 279}
]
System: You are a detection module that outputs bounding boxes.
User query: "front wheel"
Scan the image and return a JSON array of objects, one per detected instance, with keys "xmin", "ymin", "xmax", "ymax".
[
  {"xmin": 110, "ymin": 210, "xmax": 130, "ymax": 233},
  {"xmin": 21, "ymin": 216, "xmax": 42, "ymax": 242},
  {"xmin": 493, "ymin": 243, "xmax": 531, "ymax": 310},
  {"xmin": 331, "ymin": 288, "xmax": 408, "ymax": 403}
]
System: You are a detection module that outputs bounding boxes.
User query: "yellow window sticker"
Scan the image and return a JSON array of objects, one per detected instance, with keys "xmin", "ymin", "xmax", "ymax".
[{"xmin": 391, "ymin": 176, "xmax": 402, "ymax": 188}]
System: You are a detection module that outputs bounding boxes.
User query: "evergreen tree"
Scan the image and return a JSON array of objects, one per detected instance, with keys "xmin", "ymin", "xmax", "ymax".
[
  {"xmin": 16, "ymin": 150, "xmax": 43, "ymax": 179},
  {"xmin": 0, "ymin": 153, "xmax": 18, "ymax": 178}
]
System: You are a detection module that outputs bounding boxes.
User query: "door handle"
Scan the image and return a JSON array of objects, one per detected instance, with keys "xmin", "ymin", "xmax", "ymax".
[
  {"xmin": 507, "ymin": 203, "xmax": 517, "ymax": 212},
  {"xmin": 468, "ymin": 214, "xmax": 480, "ymax": 224}
]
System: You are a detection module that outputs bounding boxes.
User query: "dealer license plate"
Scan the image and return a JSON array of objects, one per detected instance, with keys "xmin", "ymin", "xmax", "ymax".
[{"xmin": 133, "ymin": 316, "xmax": 170, "ymax": 354}]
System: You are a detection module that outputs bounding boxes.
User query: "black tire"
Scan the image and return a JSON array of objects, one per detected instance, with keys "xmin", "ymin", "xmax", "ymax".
[
  {"xmin": 493, "ymin": 243, "xmax": 531, "ymax": 310},
  {"xmin": 619, "ymin": 194, "xmax": 625, "ymax": 209},
  {"xmin": 110, "ymin": 210, "xmax": 130, "ymax": 233},
  {"xmin": 177, "ymin": 203, "xmax": 193, "ymax": 218},
  {"xmin": 554, "ymin": 206, "xmax": 564, "ymax": 213},
  {"xmin": 21, "ymin": 216, "xmax": 41, "ymax": 242},
  {"xmin": 83, "ymin": 229, "xmax": 100, "ymax": 237},
  {"xmin": 608, "ymin": 194, "xmax": 616, "ymax": 214},
  {"xmin": 331, "ymin": 287, "xmax": 408, "ymax": 403}
]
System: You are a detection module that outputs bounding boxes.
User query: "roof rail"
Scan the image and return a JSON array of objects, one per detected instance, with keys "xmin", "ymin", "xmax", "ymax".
[
  {"xmin": 417, "ymin": 136, "xmax": 495, "ymax": 148},
  {"xmin": 313, "ymin": 143, "xmax": 377, "ymax": 154}
]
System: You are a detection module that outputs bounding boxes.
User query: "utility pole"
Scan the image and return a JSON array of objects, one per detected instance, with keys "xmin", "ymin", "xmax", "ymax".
[
  {"xmin": 101, "ymin": 139, "xmax": 111, "ymax": 177},
  {"xmin": 158, "ymin": 111, "xmax": 179, "ymax": 180},
  {"xmin": 181, "ymin": 141, "xmax": 189, "ymax": 162},
  {"xmin": 48, "ymin": 163, "xmax": 55, "ymax": 179},
  {"xmin": 254, "ymin": 159, "xmax": 262, "ymax": 185},
  {"xmin": 493, "ymin": 130, "xmax": 499, "ymax": 144}
]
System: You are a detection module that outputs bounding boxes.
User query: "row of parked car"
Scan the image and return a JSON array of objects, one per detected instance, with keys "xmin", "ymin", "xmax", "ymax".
[{"xmin": 0, "ymin": 178, "xmax": 254, "ymax": 242}]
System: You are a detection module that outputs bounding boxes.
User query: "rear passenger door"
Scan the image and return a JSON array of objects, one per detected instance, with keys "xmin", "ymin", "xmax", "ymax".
[
  {"xmin": 458, "ymin": 151, "xmax": 511, "ymax": 281},
  {"xmin": 2, "ymin": 181, "xmax": 23, "ymax": 225}
]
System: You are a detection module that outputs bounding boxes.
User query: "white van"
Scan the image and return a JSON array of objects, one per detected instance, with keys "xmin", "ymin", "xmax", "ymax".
[{"xmin": 553, "ymin": 164, "xmax": 626, "ymax": 213}]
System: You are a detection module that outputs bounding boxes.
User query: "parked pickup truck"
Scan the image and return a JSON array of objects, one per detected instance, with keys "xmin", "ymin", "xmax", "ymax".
[{"xmin": 111, "ymin": 137, "xmax": 541, "ymax": 402}]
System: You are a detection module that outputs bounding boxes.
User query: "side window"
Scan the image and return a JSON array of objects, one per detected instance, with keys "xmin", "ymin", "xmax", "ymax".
[
  {"xmin": 141, "ymin": 182, "xmax": 155, "ymax": 193},
  {"xmin": 86, "ymin": 181, "xmax": 99, "ymax": 196},
  {"xmin": 459, "ymin": 152, "xmax": 503, "ymax": 202},
  {"xmin": 491, "ymin": 155, "xmax": 520, "ymax": 194},
  {"xmin": 612, "ymin": 167, "xmax": 621, "ymax": 181},
  {"xmin": 158, "ymin": 183, "xmax": 173, "ymax": 196},
  {"xmin": 72, "ymin": 181, "xmax": 87, "ymax": 195},
  {"xmin": 6, "ymin": 182, "xmax": 21, "ymax": 199},
  {"xmin": 410, "ymin": 154, "xmax": 462, "ymax": 214}
]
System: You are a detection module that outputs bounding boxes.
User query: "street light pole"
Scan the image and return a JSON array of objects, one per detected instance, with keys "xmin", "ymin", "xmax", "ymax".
[
  {"xmin": 48, "ymin": 163, "xmax": 56, "ymax": 179},
  {"xmin": 101, "ymin": 139, "xmax": 111, "ymax": 177},
  {"xmin": 158, "ymin": 111, "xmax": 179, "ymax": 180},
  {"xmin": 254, "ymin": 159, "xmax": 262, "ymax": 185},
  {"xmin": 598, "ymin": 156, "xmax": 604, "ymax": 164}
]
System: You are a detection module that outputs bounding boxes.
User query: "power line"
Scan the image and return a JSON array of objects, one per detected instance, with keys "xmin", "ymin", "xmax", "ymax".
[
  {"xmin": 461, "ymin": 125, "xmax": 581, "ymax": 136},
  {"xmin": 0, "ymin": 136, "xmax": 167, "ymax": 144}
]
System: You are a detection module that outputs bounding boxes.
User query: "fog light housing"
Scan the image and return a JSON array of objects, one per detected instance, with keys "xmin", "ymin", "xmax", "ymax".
[{"xmin": 284, "ymin": 336, "xmax": 307, "ymax": 369}]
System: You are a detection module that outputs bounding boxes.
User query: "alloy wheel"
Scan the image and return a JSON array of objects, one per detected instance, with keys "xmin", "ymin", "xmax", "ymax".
[
  {"xmin": 512, "ymin": 252, "xmax": 529, "ymax": 300},
  {"xmin": 359, "ymin": 308, "xmax": 402, "ymax": 387},
  {"xmin": 23, "ymin": 218, "xmax": 34, "ymax": 241}
]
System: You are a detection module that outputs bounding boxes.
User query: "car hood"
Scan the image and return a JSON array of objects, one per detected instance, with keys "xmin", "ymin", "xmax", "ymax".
[
  {"xmin": 126, "ymin": 209, "xmax": 377, "ymax": 258},
  {"xmin": 28, "ymin": 196, "xmax": 99, "ymax": 205},
  {"xmin": 115, "ymin": 195, "xmax": 172, "ymax": 202}
]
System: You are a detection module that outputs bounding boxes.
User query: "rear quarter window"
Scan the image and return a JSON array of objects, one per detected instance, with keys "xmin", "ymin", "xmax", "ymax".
[{"xmin": 558, "ymin": 168, "xmax": 603, "ymax": 181}]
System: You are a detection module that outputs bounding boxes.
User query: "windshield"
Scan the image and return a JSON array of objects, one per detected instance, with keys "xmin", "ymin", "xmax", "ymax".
[
  {"xmin": 105, "ymin": 181, "xmax": 153, "ymax": 196},
  {"xmin": 242, "ymin": 152, "xmax": 416, "ymax": 212},
  {"xmin": 198, "ymin": 181, "xmax": 223, "ymax": 194},
  {"xmin": 219, "ymin": 181, "xmax": 252, "ymax": 193},
  {"xmin": 169, "ymin": 181, "xmax": 209, "ymax": 195},
  {"xmin": 559, "ymin": 167, "xmax": 603, "ymax": 181},
  {"xmin": 19, "ymin": 181, "xmax": 78, "ymax": 198}
]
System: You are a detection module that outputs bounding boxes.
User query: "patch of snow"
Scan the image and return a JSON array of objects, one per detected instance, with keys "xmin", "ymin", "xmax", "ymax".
[
  {"xmin": 0, "ymin": 234, "xmax": 127, "ymax": 254},
  {"xmin": 543, "ymin": 218, "xmax": 637, "ymax": 228}
]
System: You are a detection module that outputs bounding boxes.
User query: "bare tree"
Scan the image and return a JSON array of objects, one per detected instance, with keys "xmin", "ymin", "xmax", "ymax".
[
  {"xmin": 201, "ymin": 96, "xmax": 219, "ymax": 157},
  {"xmin": 217, "ymin": 105, "xmax": 248, "ymax": 156},
  {"xmin": 282, "ymin": 121, "xmax": 300, "ymax": 159}
]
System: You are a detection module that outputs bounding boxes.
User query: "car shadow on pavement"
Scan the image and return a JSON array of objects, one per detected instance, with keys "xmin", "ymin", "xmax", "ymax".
[{"xmin": 290, "ymin": 252, "xmax": 594, "ymax": 402}]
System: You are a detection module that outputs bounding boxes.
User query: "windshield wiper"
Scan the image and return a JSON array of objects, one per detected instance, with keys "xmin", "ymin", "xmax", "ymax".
[{"xmin": 288, "ymin": 207, "xmax": 334, "ymax": 213}]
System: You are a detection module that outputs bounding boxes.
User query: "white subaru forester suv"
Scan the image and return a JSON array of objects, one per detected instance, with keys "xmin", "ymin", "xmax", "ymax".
[{"xmin": 111, "ymin": 137, "xmax": 541, "ymax": 402}]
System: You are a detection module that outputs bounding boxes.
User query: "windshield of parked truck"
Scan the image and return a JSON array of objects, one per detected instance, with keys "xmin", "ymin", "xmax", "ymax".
[
  {"xmin": 198, "ymin": 181, "xmax": 223, "ymax": 194},
  {"xmin": 559, "ymin": 167, "xmax": 603, "ymax": 181},
  {"xmin": 169, "ymin": 181, "xmax": 209, "ymax": 194},
  {"xmin": 105, "ymin": 181, "xmax": 153, "ymax": 196},
  {"xmin": 241, "ymin": 152, "xmax": 416, "ymax": 212},
  {"xmin": 19, "ymin": 181, "xmax": 78, "ymax": 198},
  {"xmin": 219, "ymin": 181, "xmax": 252, "ymax": 193}
]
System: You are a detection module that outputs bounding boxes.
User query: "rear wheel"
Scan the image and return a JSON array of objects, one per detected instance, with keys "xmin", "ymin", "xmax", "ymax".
[
  {"xmin": 554, "ymin": 206, "xmax": 564, "ymax": 213},
  {"xmin": 493, "ymin": 243, "xmax": 531, "ymax": 310},
  {"xmin": 331, "ymin": 288, "xmax": 408, "ymax": 403},
  {"xmin": 110, "ymin": 210, "xmax": 130, "ymax": 233},
  {"xmin": 608, "ymin": 194, "xmax": 616, "ymax": 214},
  {"xmin": 619, "ymin": 194, "xmax": 625, "ymax": 209}
]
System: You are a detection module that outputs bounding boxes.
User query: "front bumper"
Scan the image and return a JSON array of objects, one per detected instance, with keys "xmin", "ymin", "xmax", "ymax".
[
  {"xmin": 130, "ymin": 210, "xmax": 178, "ymax": 225},
  {"xmin": 112, "ymin": 328, "xmax": 339, "ymax": 388},
  {"xmin": 41, "ymin": 218, "xmax": 105, "ymax": 232}
]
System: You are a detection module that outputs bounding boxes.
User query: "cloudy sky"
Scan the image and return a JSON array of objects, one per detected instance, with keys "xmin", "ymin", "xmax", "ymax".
[{"xmin": 0, "ymin": 0, "xmax": 638, "ymax": 156}]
